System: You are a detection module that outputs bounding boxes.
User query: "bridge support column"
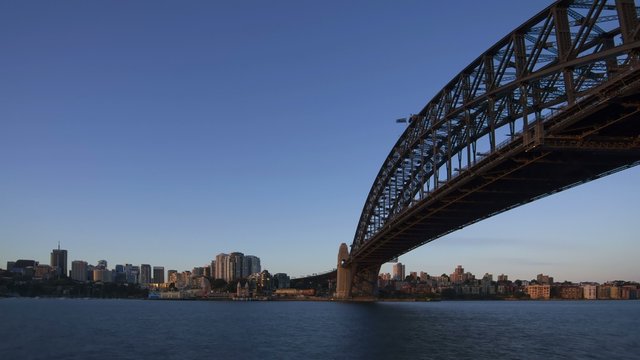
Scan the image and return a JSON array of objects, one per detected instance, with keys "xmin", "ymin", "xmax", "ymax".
[
  {"xmin": 336, "ymin": 243, "xmax": 352, "ymax": 299},
  {"xmin": 336, "ymin": 243, "xmax": 381, "ymax": 300}
]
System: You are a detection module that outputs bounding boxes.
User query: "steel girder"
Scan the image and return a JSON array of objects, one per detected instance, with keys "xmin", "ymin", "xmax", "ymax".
[{"xmin": 352, "ymin": 0, "xmax": 640, "ymax": 254}]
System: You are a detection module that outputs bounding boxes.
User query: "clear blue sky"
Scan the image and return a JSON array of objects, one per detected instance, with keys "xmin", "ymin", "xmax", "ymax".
[{"xmin": 1, "ymin": 1, "xmax": 637, "ymax": 283}]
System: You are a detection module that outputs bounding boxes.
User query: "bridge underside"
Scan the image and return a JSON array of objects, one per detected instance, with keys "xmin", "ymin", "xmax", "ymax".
[
  {"xmin": 336, "ymin": 0, "xmax": 640, "ymax": 300},
  {"xmin": 338, "ymin": 73, "xmax": 640, "ymax": 299},
  {"xmin": 354, "ymin": 80, "xmax": 640, "ymax": 267}
]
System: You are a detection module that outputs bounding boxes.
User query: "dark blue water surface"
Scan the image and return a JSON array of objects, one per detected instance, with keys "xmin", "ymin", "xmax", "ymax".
[{"xmin": 0, "ymin": 298, "xmax": 638, "ymax": 359}]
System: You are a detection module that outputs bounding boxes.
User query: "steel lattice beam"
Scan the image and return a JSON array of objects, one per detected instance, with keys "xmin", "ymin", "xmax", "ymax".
[{"xmin": 351, "ymin": 0, "xmax": 640, "ymax": 259}]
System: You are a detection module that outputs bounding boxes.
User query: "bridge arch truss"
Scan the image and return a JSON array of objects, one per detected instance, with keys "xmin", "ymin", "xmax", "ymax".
[{"xmin": 351, "ymin": 0, "xmax": 640, "ymax": 260}]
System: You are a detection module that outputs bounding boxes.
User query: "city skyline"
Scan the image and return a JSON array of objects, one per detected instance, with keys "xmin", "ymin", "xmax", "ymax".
[
  {"xmin": 1, "ymin": 1, "xmax": 638, "ymax": 282},
  {"xmin": 5, "ymin": 244, "xmax": 637, "ymax": 286}
]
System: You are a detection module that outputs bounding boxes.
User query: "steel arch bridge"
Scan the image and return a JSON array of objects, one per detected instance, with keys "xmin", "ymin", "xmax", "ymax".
[{"xmin": 336, "ymin": 0, "xmax": 640, "ymax": 299}]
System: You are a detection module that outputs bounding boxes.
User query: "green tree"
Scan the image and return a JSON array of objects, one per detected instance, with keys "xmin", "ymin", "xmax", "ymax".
[
  {"xmin": 211, "ymin": 279, "xmax": 228, "ymax": 290},
  {"xmin": 226, "ymin": 280, "xmax": 239, "ymax": 293}
]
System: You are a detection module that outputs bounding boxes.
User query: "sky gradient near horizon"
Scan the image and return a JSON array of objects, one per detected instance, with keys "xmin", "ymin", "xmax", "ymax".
[{"xmin": 1, "ymin": 1, "xmax": 638, "ymax": 283}]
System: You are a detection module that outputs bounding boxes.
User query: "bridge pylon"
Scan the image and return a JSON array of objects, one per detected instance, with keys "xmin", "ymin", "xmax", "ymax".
[{"xmin": 336, "ymin": 243, "xmax": 380, "ymax": 300}]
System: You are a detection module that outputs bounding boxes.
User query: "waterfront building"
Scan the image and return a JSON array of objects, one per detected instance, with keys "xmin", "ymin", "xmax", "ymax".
[
  {"xmin": 71, "ymin": 261, "xmax": 88, "ymax": 282},
  {"xmin": 93, "ymin": 268, "xmax": 113, "ymax": 283},
  {"xmin": 536, "ymin": 274, "xmax": 554, "ymax": 285},
  {"xmin": 87, "ymin": 264, "xmax": 95, "ymax": 281},
  {"xmin": 242, "ymin": 255, "xmax": 261, "ymax": 277},
  {"xmin": 140, "ymin": 264, "xmax": 151, "ymax": 285},
  {"xmin": 481, "ymin": 273, "xmax": 495, "ymax": 294},
  {"xmin": 192, "ymin": 267, "xmax": 205, "ymax": 276},
  {"xmin": 273, "ymin": 273, "xmax": 290, "ymax": 289},
  {"xmin": 241, "ymin": 256, "xmax": 251, "ymax": 278},
  {"xmin": 50, "ymin": 246, "xmax": 68, "ymax": 278},
  {"xmin": 610, "ymin": 286, "xmax": 620, "ymax": 299},
  {"xmin": 236, "ymin": 281, "xmax": 250, "ymax": 298},
  {"xmin": 177, "ymin": 271, "xmax": 191, "ymax": 289},
  {"xmin": 114, "ymin": 265, "xmax": 126, "ymax": 283},
  {"xmin": 557, "ymin": 285, "xmax": 582, "ymax": 299},
  {"xmin": 124, "ymin": 264, "xmax": 139, "ymax": 284},
  {"xmin": 497, "ymin": 284, "xmax": 511, "ymax": 295},
  {"xmin": 392, "ymin": 263, "xmax": 406, "ymax": 281},
  {"xmin": 153, "ymin": 266, "xmax": 165, "ymax": 284},
  {"xmin": 461, "ymin": 284, "xmax": 481, "ymax": 295},
  {"xmin": 11, "ymin": 259, "xmax": 38, "ymax": 276},
  {"xmin": 200, "ymin": 276, "xmax": 212, "ymax": 294},
  {"xmin": 526, "ymin": 284, "xmax": 551, "ymax": 299},
  {"xmin": 215, "ymin": 253, "xmax": 229, "ymax": 281},
  {"xmin": 258, "ymin": 270, "xmax": 272, "ymax": 294},
  {"xmin": 497, "ymin": 274, "xmax": 508, "ymax": 282},
  {"xmin": 6, "ymin": 261, "xmax": 15, "ymax": 272},
  {"xmin": 213, "ymin": 252, "xmax": 261, "ymax": 281},
  {"xmin": 168, "ymin": 270, "xmax": 178, "ymax": 285},
  {"xmin": 583, "ymin": 284, "xmax": 597, "ymax": 299},
  {"xmin": 451, "ymin": 265, "xmax": 464, "ymax": 284},
  {"xmin": 228, "ymin": 252, "xmax": 244, "ymax": 281},
  {"xmin": 620, "ymin": 285, "xmax": 637, "ymax": 299},
  {"xmin": 35, "ymin": 264, "xmax": 53, "ymax": 280},
  {"xmin": 378, "ymin": 273, "xmax": 391, "ymax": 288},
  {"xmin": 432, "ymin": 274, "xmax": 451, "ymax": 287},
  {"xmin": 597, "ymin": 285, "xmax": 610, "ymax": 299},
  {"xmin": 209, "ymin": 260, "xmax": 215, "ymax": 279},
  {"xmin": 187, "ymin": 273, "xmax": 203, "ymax": 289}
]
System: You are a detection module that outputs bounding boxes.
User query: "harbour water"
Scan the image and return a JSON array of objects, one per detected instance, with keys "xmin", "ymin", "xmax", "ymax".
[{"xmin": 1, "ymin": 298, "xmax": 638, "ymax": 359}]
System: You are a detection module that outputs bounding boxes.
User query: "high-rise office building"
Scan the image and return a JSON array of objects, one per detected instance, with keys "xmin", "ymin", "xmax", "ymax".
[
  {"xmin": 153, "ymin": 266, "xmax": 165, "ymax": 284},
  {"xmin": 130, "ymin": 265, "xmax": 140, "ymax": 284},
  {"xmin": 71, "ymin": 260, "xmax": 88, "ymax": 282},
  {"xmin": 123, "ymin": 264, "xmax": 139, "ymax": 284},
  {"xmin": 242, "ymin": 255, "xmax": 261, "ymax": 277},
  {"xmin": 140, "ymin": 264, "xmax": 152, "ymax": 285},
  {"xmin": 114, "ymin": 265, "xmax": 126, "ymax": 284},
  {"xmin": 392, "ymin": 262, "xmax": 405, "ymax": 280},
  {"xmin": 215, "ymin": 252, "xmax": 260, "ymax": 282},
  {"xmin": 228, "ymin": 252, "xmax": 244, "ymax": 281},
  {"xmin": 209, "ymin": 260, "xmax": 216, "ymax": 279},
  {"xmin": 50, "ymin": 244, "xmax": 68, "ymax": 278}
]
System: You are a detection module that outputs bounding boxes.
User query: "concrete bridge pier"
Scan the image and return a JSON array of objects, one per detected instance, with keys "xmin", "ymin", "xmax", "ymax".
[
  {"xmin": 336, "ymin": 243, "xmax": 380, "ymax": 300},
  {"xmin": 336, "ymin": 243, "xmax": 352, "ymax": 298}
]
